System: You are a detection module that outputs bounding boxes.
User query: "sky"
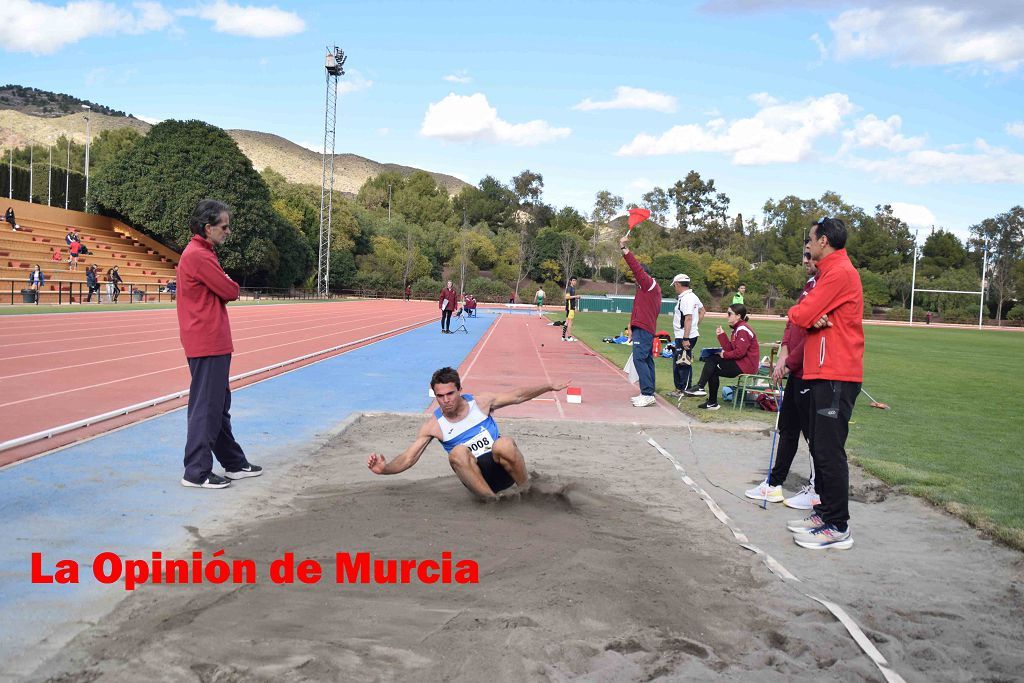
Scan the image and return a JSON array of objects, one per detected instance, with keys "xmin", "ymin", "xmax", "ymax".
[{"xmin": 2, "ymin": 0, "xmax": 1023, "ymax": 241}]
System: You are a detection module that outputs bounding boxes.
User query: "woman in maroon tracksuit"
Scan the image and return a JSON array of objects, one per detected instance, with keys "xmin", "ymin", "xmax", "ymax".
[{"xmin": 687, "ymin": 303, "xmax": 759, "ymax": 410}]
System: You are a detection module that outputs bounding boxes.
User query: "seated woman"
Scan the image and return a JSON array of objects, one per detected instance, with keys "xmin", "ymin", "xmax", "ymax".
[{"xmin": 684, "ymin": 304, "xmax": 759, "ymax": 410}]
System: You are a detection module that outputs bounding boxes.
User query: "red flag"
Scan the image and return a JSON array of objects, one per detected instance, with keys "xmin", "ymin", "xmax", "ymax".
[{"xmin": 627, "ymin": 208, "xmax": 651, "ymax": 230}]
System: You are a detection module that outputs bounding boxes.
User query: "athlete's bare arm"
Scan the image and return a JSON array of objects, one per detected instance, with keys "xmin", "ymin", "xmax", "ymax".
[
  {"xmin": 479, "ymin": 380, "xmax": 571, "ymax": 413},
  {"xmin": 367, "ymin": 418, "xmax": 440, "ymax": 475}
]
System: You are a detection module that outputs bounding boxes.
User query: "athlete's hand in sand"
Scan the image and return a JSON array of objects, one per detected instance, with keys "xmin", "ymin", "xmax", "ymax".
[{"xmin": 367, "ymin": 453, "xmax": 388, "ymax": 474}]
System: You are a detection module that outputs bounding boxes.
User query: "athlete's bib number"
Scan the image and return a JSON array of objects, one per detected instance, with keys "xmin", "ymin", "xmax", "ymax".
[{"xmin": 467, "ymin": 430, "xmax": 494, "ymax": 457}]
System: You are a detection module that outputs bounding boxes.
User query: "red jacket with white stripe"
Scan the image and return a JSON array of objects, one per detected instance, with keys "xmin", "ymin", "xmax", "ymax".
[
  {"xmin": 176, "ymin": 235, "xmax": 239, "ymax": 358},
  {"xmin": 717, "ymin": 320, "xmax": 759, "ymax": 375},
  {"xmin": 623, "ymin": 251, "xmax": 661, "ymax": 334},
  {"xmin": 787, "ymin": 248, "xmax": 864, "ymax": 382}
]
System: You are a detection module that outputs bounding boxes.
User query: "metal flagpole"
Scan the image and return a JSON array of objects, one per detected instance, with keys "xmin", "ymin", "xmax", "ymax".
[
  {"xmin": 28, "ymin": 144, "xmax": 33, "ymax": 203},
  {"xmin": 47, "ymin": 144, "xmax": 52, "ymax": 205}
]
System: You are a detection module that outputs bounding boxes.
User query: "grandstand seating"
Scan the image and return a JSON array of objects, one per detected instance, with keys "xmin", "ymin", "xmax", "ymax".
[{"xmin": 1, "ymin": 198, "xmax": 179, "ymax": 304}]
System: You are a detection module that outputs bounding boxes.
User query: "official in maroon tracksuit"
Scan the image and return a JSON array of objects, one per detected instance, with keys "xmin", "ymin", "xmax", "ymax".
[
  {"xmin": 687, "ymin": 304, "xmax": 759, "ymax": 409},
  {"xmin": 787, "ymin": 216, "xmax": 864, "ymax": 550},
  {"xmin": 619, "ymin": 233, "xmax": 661, "ymax": 407},
  {"xmin": 177, "ymin": 199, "xmax": 262, "ymax": 489},
  {"xmin": 767, "ymin": 250, "xmax": 818, "ymax": 493},
  {"xmin": 439, "ymin": 280, "xmax": 457, "ymax": 333}
]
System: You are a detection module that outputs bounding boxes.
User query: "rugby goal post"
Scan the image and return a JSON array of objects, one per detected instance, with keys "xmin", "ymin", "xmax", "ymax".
[{"xmin": 909, "ymin": 230, "xmax": 988, "ymax": 329}]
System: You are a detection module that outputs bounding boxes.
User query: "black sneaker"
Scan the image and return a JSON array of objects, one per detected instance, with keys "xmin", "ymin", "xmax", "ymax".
[
  {"xmin": 683, "ymin": 387, "xmax": 707, "ymax": 397},
  {"xmin": 225, "ymin": 464, "xmax": 263, "ymax": 480},
  {"xmin": 181, "ymin": 473, "xmax": 231, "ymax": 489},
  {"xmin": 697, "ymin": 401, "xmax": 720, "ymax": 411}
]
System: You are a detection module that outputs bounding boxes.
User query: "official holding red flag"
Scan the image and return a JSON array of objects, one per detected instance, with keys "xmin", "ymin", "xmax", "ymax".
[{"xmin": 619, "ymin": 208, "xmax": 660, "ymax": 407}]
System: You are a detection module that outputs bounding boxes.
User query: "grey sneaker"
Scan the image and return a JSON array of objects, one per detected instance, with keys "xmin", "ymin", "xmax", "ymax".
[
  {"xmin": 181, "ymin": 473, "xmax": 231, "ymax": 489},
  {"xmin": 793, "ymin": 524, "xmax": 853, "ymax": 550},
  {"xmin": 787, "ymin": 514, "xmax": 824, "ymax": 533}
]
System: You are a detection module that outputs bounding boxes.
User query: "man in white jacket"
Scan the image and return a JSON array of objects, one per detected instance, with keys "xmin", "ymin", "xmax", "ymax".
[{"xmin": 669, "ymin": 274, "xmax": 704, "ymax": 398}]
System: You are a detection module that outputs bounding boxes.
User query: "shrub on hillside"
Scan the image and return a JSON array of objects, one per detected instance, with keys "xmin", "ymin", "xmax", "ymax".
[
  {"xmin": 412, "ymin": 277, "xmax": 441, "ymax": 298},
  {"xmin": 1007, "ymin": 306, "xmax": 1024, "ymax": 321},
  {"xmin": 467, "ymin": 277, "xmax": 509, "ymax": 302}
]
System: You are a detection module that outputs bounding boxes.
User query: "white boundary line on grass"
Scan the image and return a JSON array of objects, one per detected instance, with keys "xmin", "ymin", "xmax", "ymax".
[
  {"xmin": 645, "ymin": 431, "xmax": 908, "ymax": 683},
  {"xmin": 0, "ymin": 316, "xmax": 437, "ymax": 456}
]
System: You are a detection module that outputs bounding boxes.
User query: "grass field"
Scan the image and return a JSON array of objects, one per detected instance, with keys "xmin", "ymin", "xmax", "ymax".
[{"xmin": 567, "ymin": 311, "xmax": 1024, "ymax": 550}]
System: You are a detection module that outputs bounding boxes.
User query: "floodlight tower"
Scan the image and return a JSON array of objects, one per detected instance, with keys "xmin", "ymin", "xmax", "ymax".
[{"xmin": 317, "ymin": 46, "xmax": 346, "ymax": 297}]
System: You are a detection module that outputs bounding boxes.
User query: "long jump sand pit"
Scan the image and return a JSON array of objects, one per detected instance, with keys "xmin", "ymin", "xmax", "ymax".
[{"xmin": 29, "ymin": 415, "xmax": 1024, "ymax": 682}]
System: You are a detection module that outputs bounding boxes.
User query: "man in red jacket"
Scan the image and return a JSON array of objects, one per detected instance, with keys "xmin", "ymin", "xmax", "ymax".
[
  {"xmin": 785, "ymin": 217, "xmax": 864, "ymax": 550},
  {"xmin": 619, "ymin": 233, "xmax": 661, "ymax": 407},
  {"xmin": 177, "ymin": 199, "xmax": 262, "ymax": 489}
]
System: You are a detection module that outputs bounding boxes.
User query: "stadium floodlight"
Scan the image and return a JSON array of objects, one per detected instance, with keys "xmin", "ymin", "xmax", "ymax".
[
  {"xmin": 82, "ymin": 105, "xmax": 91, "ymax": 213},
  {"xmin": 317, "ymin": 46, "xmax": 347, "ymax": 298}
]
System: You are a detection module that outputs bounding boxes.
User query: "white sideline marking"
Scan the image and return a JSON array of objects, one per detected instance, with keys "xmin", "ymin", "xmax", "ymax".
[{"xmin": 645, "ymin": 432, "xmax": 907, "ymax": 683}]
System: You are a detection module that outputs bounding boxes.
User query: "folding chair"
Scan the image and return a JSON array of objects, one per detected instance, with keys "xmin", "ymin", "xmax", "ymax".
[{"xmin": 451, "ymin": 308, "xmax": 470, "ymax": 334}]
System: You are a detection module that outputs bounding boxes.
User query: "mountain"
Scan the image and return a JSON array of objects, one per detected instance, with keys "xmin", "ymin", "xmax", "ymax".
[
  {"xmin": 0, "ymin": 86, "xmax": 469, "ymax": 196},
  {"xmin": 0, "ymin": 84, "xmax": 130, "ymax": 118}
]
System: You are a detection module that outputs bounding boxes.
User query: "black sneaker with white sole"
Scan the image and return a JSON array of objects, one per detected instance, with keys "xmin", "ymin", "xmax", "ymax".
[
  {"xmin": 181, "ymin": 473, "xmax": 231, "ymax": 489},
  {"xmin": 225, "ymin": 464, "xmax": 263, "ymax": 480},
  {"xmin": 697, "ymin": 401, "xmax": 720, "ymax": 411},
  {"xmin": 683, "ymin": 387, "xmax": 707, "ymax": 397}
]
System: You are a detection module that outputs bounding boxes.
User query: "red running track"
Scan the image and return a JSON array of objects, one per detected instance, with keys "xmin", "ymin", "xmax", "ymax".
[
  {"xmin": 0, "ymin": 300, "xmax": 440, "ymax": 464},
  {"xmin": 453, "ymin": 314, "xmax": 686, "ymax": 425}
]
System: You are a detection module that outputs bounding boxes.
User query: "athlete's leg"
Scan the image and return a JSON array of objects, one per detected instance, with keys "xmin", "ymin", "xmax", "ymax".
[
  {"xmin": 447, "ymin": 445, "xmax": 498, "ymax": 499},
  {"xmin": 491, "ymin": 437, "xmax": 528, "ymax": 487}
]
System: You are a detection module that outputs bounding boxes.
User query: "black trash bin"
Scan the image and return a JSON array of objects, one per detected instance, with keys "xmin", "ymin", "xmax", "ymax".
[{"xmin": 21, "ymin": 289, "xmax": 36, "ymax": 304}]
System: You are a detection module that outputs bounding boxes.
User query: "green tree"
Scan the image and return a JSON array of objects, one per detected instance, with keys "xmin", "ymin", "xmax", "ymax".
[
  {"xmin": 706, "ymin": 260, "xmax": 740, "ymax": 293},
  {"xmin": 918, "ymin": 229, "xmax": 967, "ymax": 278},
  {"xmin": 89, "ymin": 128, "xmax": 143, "ymax": 176},
  {"xmin": 93, "ymin": 119, "xmax": 311, "ymax": 286},
  {"xmin": 859, "ymin": 269, "xmax": 890, "ymax": 307},
  {"xmin": 971, "ymin": 206, "xmax": 1023, "ymax": 324}
]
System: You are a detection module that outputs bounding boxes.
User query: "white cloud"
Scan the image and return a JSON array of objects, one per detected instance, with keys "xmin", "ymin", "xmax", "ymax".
[
  {"xmin": 617, "ymin": 92, "xmax": 854, "ymax": 164},
  {"xmin": 376, "ymin": 128, "xmax": 390, "ymax": 137},
  {"xmin": 810, "ymin": 32, "xmax": 828, "ymax": 62},
  {"xmin": 0, "ymin": 0, "xmax": 173, "ymax": 54},
  {"xmin": 421, "ymin": 93, "xmax": 570, "ymax": 147},
  {"xmin": 628, "ymin": 178, "xmax": 654, "ymax": 191},
  {"xmin": 1007, "ymin": 121, "xmax": 1024, "ymax": 139},
  {"xmin": 841, "ymin": 114, "xmax": 925, "ymax": 153},
  {"xmin": 443, "ymin": 71, "xmax": 472, "ymax": 84},
  {"xmin": 829, "ymin": 5, "xmax": 1024, "ymax": 71},
  {"xmin": 889, "ymin": 202, "xmax": 937, "ymax": 228},
  {"xmin": 135, "ymin": 114, "xmax": 162, "ymax": 124},
  {"xmin": 337, "ymin": 71, "xmax": 372, "ymax": 95},
  {"xmin": 573, "ymin": 86, "xmax": 677, "ymax": 113},
  {"xmin": 844, "ymin": 139, "xmax": 1024, "ymax": 185},
  {"xmin": 190, "ymin": 1, "xmax": 304, "ymax": 38}
]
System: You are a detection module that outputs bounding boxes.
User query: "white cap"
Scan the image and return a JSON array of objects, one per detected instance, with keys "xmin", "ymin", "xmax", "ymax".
[{"xmin": 671, "ymin": 273, "xmax": 690, "ymax": 285}]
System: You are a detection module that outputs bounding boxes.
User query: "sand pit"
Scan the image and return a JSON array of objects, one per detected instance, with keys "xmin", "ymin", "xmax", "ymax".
[{"xmin": 27, "ymin": 415, "xmax": 1024, "ymax": 682}]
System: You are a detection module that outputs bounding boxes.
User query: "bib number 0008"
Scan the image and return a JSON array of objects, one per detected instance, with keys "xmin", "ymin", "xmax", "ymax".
[{"xmin": 468, "ymin": 432, "xmax": 493, "ymax": 456}]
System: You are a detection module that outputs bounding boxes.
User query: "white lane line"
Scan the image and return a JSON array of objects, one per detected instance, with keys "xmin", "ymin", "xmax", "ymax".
[{"xmin": 645, "ymin": 432, "xmax": 907, "ymax": 683}]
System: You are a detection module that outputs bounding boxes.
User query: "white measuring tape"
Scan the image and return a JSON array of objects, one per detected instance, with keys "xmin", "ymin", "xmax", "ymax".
[{"xmin": 646, "ymin": 431, "xmax": 906, "ymax": 683}]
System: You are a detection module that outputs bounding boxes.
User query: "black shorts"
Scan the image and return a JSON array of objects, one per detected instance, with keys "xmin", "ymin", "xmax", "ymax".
[{"xmin": 476, "ymin": 451, "xmax": 515, "ymax": 493}]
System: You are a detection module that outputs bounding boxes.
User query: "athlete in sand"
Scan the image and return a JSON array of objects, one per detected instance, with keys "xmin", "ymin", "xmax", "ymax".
[{"xmin": 367, "ymin": 367, "xmax": 569, "ymax": 499}]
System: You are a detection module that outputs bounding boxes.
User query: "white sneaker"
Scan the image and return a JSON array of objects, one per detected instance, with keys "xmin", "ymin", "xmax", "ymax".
[
  {"xmin": 744, "ymin": 481, "xmax": 783, "ymax": 503},
  {"xmin": 632, "ymin": 395, "xmax": 656, "ymax": 407},
  {"xmin": 565, "ymin": 336, "xmax": 577, "ymax": 342},
  {"xmin": 784, "ymin": 484, "xmax": 820, "ymax": 510}
]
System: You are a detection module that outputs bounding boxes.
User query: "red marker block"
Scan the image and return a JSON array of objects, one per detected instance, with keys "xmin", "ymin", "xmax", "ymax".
[{"xmin": 566, "ymin": 386, "xmax": 582, "ymax": 404}]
